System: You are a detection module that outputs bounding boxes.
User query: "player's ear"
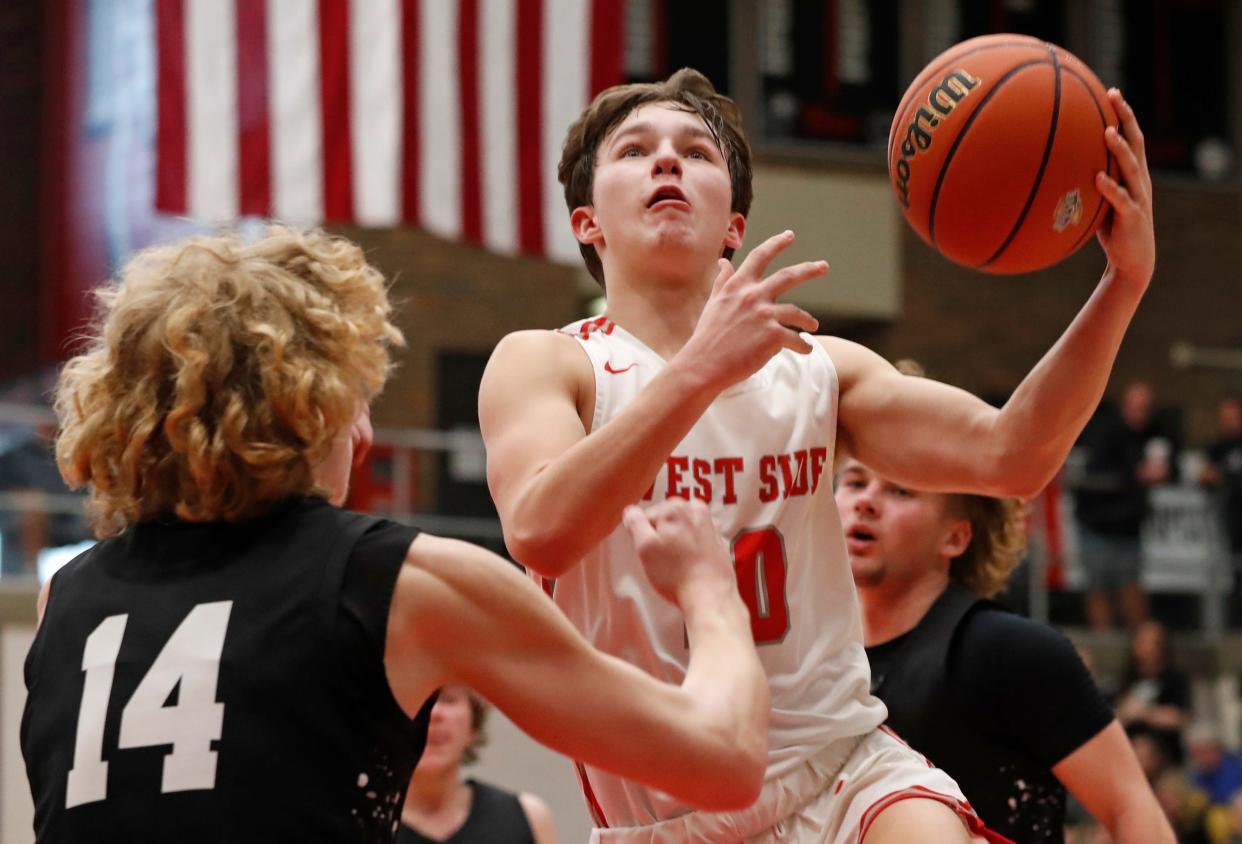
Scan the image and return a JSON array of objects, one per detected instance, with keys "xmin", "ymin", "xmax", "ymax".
[
  {"xmin": 571, "ymin": 206, "xmax": 603, "ymax": 246},
  {"xmin": 723, "ymin": 212, "xmax": 745, "ymax": 251},
  {"xmin": 940, "ymin": 518, "xmax": 973, "ymax": 560}
]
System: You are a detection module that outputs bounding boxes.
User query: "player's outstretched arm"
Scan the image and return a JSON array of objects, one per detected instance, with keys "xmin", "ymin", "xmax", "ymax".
[
  {"xmin": 480, "ymin": 230, "xmax": 823, "ymax": 577},
  {"xmin": 828, "ymin": 90, "xmax": 1154, "ymax": 500},
  {"xmin": 1052, "ymin": 721, "xmax": 1175, "ymax": 844},
  {"xmin": 383, "ymin": 499, "xmax": 769, "ymax": 811}
]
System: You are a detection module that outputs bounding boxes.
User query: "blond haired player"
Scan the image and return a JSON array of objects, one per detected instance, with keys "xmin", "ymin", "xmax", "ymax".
[
  {"xmin": 22, "ymin": 228, "xmax": 769, "ymax": 843},
  {"xmin": 479, "ymin": 68, "xmax": 1155, "ymax": 843},
  {"xmin": 837, "ymin": 439, "xmax": 1172, "ymax": 842}
]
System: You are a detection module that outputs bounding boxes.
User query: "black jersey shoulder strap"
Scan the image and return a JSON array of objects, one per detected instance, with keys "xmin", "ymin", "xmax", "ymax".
[{"xmin": 314, "ymin": 509, "xmax": 385, "ymax": 630}]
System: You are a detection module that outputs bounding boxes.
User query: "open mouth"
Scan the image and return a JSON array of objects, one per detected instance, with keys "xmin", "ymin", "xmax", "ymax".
[
  {"xmin": 848, "ymin": 526, "xmax": 875, "ymax": 540},
  {"xmin": 647, "ymin": 185, "xmax": 689, "ymax": 209}
]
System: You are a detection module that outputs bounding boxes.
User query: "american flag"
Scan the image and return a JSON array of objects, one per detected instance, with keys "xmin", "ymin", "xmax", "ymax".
[{"xmin": 155, "ymin": 0, "xmax": 624, "ymax": 262}]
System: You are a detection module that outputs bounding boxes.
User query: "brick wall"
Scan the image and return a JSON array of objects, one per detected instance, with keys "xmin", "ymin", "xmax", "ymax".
[
  {"xmin": 334, "ymin": 226, "xmax": 586, "ymax": 430},
  {"xmin": 884, "ymin": 181, "xmax": 1242, "ymax": 445}
]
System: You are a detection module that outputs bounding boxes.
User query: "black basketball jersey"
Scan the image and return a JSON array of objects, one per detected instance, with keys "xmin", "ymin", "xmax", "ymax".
[
  {"xmin": 395, "ymin": 780, "xmax": 535, "ymax": 844},
  {"xmin": 21, "ymin": 496, "xmax": 433, "ymax": 843}
]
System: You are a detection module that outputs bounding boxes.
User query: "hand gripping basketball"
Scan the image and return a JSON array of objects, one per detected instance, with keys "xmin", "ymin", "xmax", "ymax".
[
  {"xmin": 680, "ymin": 230, "xmax": 827, "ymax": 392},
  {"xmin": 1095, "ymin": 89, "xmax": 1155, "ymax": 289}
]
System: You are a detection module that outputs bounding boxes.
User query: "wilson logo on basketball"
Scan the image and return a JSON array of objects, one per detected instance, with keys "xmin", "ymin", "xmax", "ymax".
[
  {"xmin": 893, "ymin": 70, "xmax": 982, "ymax": 208},
  {"xmin": 1052, "ymin": 189, "xmax": 1083, "ymax": 232}
]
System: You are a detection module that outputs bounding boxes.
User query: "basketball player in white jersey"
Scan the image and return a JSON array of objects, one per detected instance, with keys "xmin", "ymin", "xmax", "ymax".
[{"xmin": 478, "ymin": 69, "xmax": 1154, "ymax": 843}]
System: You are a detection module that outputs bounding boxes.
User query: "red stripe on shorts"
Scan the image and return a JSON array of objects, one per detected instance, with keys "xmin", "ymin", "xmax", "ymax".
[{"xmin": 856, "ymin": 785, "xmax": 1015, "ymax": 844}]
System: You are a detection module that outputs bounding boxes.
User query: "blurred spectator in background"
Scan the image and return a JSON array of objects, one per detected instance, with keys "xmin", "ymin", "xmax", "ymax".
[
  {"xmin": 1132, "ymin": 733, "xmax": 1173, "ymax": 788},
  {"xmin": 1224, "ymin": 790, "xmax": 1242, "ymax": 844},
  {"xmin": 1152, "ymin": 769, "xmax": 1210, "ymax": 844},
  {"xmin": 0, "ymin": 424, "xmax": 87, "ymax": 578},
  {"xmin": 1117, "ymin": 620, "xmax": 1192, "ymax": 766},
  {"xmin": 397, "ymin": 685, "xmax": 557, "ymax": 844},
  {"xmin": 1201, "ymin": 393, "xmax": 1242, "ymax": 587},
  {"xmin": 1073, "ymin": 380, "xmax": 1178, "ymax": 631},
  {"xmin": 1185, "ymin": 721, "xmax": 1242, "ymax": 807}
]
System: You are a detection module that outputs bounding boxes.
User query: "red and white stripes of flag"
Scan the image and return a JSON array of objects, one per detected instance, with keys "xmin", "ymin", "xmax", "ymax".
[{"xmin": 156, "ymin": 0, "xmax": 623, "ymax": 263}]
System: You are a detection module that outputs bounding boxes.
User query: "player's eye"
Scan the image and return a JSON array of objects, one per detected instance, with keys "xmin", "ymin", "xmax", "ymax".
[
  {"xmin": 620, "ymin": 145, "xmax": 644, "ymax": 158},
  {"xmin": 687, "ymin": 148, "xmax": 710, "ymax": 160}
]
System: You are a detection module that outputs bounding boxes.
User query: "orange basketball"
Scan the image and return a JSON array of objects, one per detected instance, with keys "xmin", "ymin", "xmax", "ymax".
[{"xmin": 888, "ymin": 34, "xmax": 1119, "ymax": 274}]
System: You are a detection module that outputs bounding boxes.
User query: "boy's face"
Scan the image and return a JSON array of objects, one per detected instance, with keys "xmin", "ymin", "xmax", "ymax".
[
  {"xmin": 834, "ymin": 460, "xmax": 970, "ymax": 590},
  {"xmin": 573, "ymin": 102, "xmax": 744, "ymax": 281}
]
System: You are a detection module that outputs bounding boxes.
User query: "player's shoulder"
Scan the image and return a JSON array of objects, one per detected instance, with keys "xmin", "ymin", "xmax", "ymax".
[
  {"xmin": 482, "ymin": 329, "xmax": 593, "ymax": 403},
  {"xmin": 814, "ymin": 335, "xmax": 891, "ymax": 385},
  {"xmin": 957, "ymin": 604, "xmax": 1082, "ymax": 671},
  {"xmin": 488, "ymin": 328, "xmax": 587, "ymax": 366}
]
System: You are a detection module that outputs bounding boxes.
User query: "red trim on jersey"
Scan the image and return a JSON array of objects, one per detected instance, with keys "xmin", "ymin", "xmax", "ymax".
[
  {"xmin": 835, "ymin": 778, "xmax": 845, "ymax": 794},
  {"xmin": 856, "ymin": 785, "xmax": 1014, "ymax": 844},
  {"xmin": 574, "ymin": 761, "xmax": 609, "ymax": 828},
  {"xmin": 539, "ymin": 576, "xmax": 556, "ymax": 599},
  {"xmin": 578, "ymin": 315, "xmax": 616, "ymax": 339},
  {"xmin": 878, "ymin": 724, "xmax": 934, "ymax": 768}
]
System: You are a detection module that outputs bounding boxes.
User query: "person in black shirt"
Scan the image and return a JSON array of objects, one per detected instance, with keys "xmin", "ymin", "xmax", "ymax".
[
  {"xmin": 397, "ymin": 686, "xmax": 555, "ymax": 844},
  {"xmin": 22, "ymin": 228, "xmax": 770, "ymax": 843},
  {"xmin": 836, "ymin": 456, "xmax": 1172, "ymax": 844},
  {"xmin": 1115, "ymin": 620, "xmax": 1192, "ymax": 766},
  {"xmin": 1071, "ymin": 380, "xmax": 1176, "ymax": 631},
  {"xmin": 1201, "ymin": 393, "xmax": 1242, "ymax": 590}
]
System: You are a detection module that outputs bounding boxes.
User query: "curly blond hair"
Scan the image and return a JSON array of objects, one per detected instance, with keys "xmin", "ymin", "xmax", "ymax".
[
  {"xmin": 891, "ymin": 359, "xmax": 1029, "ymax": 597},
  {"xmin": 55, "ymin": 227, "xmax": 404, "ymax": 537},
  {"xmin": 948, "ymin": 495, "xmax": 1029, "ymax": 598}
]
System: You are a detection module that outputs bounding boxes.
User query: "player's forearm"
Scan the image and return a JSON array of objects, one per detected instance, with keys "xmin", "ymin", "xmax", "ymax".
[
  {"xmin": 506, "ymin": 361, "xmax": 720, "ymax": 576},
  {"xmin": 990, "ymin": 271, "xmax": 1149, "ymax": 497},
  {"xmin": 679, "ymin": 583, "xmax": 769, "ymax": 770},
  {"xmin": 1106, "ymin": 794, "xmax": 1176, "ymax": 844},
  {"xmin": 648, "ymin": 581, "xmax": 768, "ymax": 808}
]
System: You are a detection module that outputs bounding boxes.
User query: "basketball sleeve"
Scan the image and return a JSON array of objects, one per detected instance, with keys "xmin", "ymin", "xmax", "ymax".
[{"xmin": 951, "ymin": 609, "xmax": 1115, "ymax": 768}]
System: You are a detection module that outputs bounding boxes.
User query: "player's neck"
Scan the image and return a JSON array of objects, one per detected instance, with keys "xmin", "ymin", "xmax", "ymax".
[
  {"xmin": 602, "ymin": 264, "xmax": 713, "ymax": 359},
  {"xmin": 404, "ymin": 767, "xmax": 471, "ymax": 814},
  {"xmin": 859, "ymin": 568, "xmax": 950, "ymax": 647}
]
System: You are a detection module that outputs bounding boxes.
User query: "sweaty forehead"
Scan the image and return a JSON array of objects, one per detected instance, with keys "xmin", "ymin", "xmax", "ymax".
[{"xmin": 605, "ymin": 102, "xmax": 715, "ymax": 145}]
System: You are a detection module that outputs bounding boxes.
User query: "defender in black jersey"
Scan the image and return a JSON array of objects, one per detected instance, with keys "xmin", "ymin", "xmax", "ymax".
[
  {"xmin": 836, "ymin": 457, "xmax": 1174, "ymax": 844},
  {"xmin": 22, "ymin": 228, "xmax": 770, "ymax": 843}
]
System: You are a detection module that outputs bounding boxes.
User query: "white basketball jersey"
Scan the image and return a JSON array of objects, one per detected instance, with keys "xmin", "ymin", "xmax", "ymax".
[{"xmin": 547, "ymin": 316, "xmax": 887, "ymax": 828}]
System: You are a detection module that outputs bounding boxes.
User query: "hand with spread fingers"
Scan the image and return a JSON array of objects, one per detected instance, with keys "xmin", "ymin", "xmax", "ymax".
[
  {"xmin": 679, "ymin": 229, "xmax": 827, "ymax": 393},
  {"xmin": 1096, "ymin": 89, "xmax": 1156, "ymax": 290}
]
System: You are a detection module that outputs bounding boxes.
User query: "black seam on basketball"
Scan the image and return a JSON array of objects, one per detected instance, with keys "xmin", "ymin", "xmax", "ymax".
[
  {"xmin": 979, "ymin": 46, "xmax": 1063, "ymax": 269},
  {"xmin": 926, "ymin": 58, "xmax": 1051, "ymax": 248},
  {"xmin": 1061, "ymin": 72, "xmax": 1114, "ymax": 258},
  {"xmin": 889, "ymin": 40, "xmax": 1049, "ymax": 165}
]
